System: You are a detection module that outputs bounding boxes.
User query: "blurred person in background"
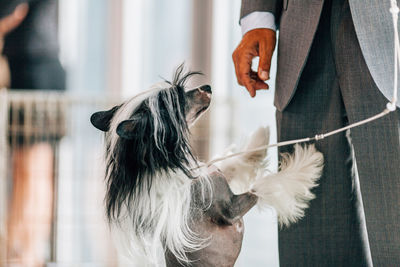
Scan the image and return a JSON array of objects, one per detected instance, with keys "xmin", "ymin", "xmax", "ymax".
[
  {"xmin": 0, "ymin": 4, "xmax": 26, "ymax": 88},
  {"xmin": 0, "ymin": 0, "xmax": 65, "ymax": 265},
  {"xmin": 233, "ymin": 0, "xmax": 400, "ymax": 266}
]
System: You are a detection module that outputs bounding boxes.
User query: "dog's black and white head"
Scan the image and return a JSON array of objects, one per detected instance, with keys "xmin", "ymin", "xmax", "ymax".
[{"xmin": 91, "ymin": 65, "xmax": 212, "ymax": 222}]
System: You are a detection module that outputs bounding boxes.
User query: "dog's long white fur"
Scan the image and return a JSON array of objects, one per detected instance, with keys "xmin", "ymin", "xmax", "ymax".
[
  {"xmin": 112, "ymin": 170, "xmax": 210, "ymax": 266},
  {"xmin": 106, "ymin": 83, "xmax": 212, "ymax": 266},
  {"xmin": 217, "ymin": 127, "xmax": 324, "ymax": 227}
]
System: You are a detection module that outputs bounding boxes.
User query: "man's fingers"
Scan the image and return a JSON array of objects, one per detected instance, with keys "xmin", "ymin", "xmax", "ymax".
[
  {"xmin": 243, "ymin": 80, "xmax": 269, "ymax": 97},
  {"xmin": 233, "ymin": 47, "xmax": 255, "ymax": 86},
  {"xmin": 233, "ymin": 58, "xmax": 245, "ymax": 86},
  {"xmin": 257, "ymin": 29, "xmax": 276, "ymax": 81},
  {"xmin": 254, "ymin": 81, "xmax": 269, "ymax": 90},
  {"xmin": 243, "ymin": 72, "xmax": 269, "ymax": 97},
  {"xmin": 243, "ymin": 80, "xmax": 256, "ymax": 97},
  {"xmin": 258, "ymin": 40, "xmax": 271, "ymax": 81},
  {"xmin": 241, "ymin": 70, "xmax": 256, "ymax": 96},
  {"xmin": 250, "ymin": 71, "xmax": 269, "ymax": 89},
  {"xmin": 0, "ymin": 3, "xmax": 29, "ymax": 36}
]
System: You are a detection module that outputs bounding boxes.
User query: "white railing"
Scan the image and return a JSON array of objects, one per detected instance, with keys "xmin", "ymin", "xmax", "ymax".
[{"xmin": 0, "ymin": 88, "xmax": 121, "ymax": 265}]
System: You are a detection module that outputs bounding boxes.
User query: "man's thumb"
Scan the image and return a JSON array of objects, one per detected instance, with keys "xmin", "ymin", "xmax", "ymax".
[
  {"xmin": 257, "ymin": 34, "xmax": 275, "ymax": 81},
  {"xmin": 258, "ymin": 47, "xmax": 271, "ymax": 80}
]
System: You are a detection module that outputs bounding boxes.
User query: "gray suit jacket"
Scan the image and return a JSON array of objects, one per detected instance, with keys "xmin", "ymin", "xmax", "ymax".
[{"xmin": 241, "ymin": 0, "xmax": 400, "ymax": 110}]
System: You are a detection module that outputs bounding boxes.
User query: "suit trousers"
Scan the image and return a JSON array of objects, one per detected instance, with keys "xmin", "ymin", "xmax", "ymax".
[{"xmin": 276, "ymin": 0, "xmax": 400, "ymax": 266}]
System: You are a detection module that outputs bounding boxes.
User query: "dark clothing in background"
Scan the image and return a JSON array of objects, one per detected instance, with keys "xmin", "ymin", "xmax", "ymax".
[
  {"xmin": 1, "ymin": 0, "xmax": 66, "ymax": 143},
  {"xmin": 2, "ymin": 0, "xmax": 65, "ymax": 89}
]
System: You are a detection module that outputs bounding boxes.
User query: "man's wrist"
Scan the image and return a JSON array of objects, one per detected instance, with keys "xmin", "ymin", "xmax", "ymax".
[{"xmin": 240, "ymin": 11, "xmax": 276, "ymax": 36}]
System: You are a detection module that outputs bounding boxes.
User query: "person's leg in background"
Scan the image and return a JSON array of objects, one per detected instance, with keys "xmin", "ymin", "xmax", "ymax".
[
  {"xmin": 7, "ymin": 143, "xmax": 54, "ymax": 267},
  {"xmin": 334, "ymin": 1, "xmax": 400, "ymax": 265},
  {"xmin": 276, "ymin": 0, "xmax": 367, "ymax": 265}
]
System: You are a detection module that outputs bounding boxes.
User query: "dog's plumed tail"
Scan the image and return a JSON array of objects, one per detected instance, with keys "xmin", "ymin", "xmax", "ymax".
[{"xmin": 251, "ymin": 144, "xmax": 323, "ymax": 227}]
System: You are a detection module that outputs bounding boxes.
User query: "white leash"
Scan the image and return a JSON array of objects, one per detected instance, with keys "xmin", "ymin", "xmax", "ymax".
[{"xmin": 202, "ymin": 0, "xmax": 399, "ymax": 168}]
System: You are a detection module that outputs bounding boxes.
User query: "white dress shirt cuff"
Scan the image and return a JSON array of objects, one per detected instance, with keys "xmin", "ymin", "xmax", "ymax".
[{"xmin": 240, "ymin": 11, "xmax": 276, "ymax": 36}]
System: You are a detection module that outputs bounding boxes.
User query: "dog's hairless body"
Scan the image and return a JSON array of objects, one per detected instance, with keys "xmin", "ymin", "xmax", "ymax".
[{"xmin": 166, "ymin": 167, "xmax": 257, "ymax": 267}]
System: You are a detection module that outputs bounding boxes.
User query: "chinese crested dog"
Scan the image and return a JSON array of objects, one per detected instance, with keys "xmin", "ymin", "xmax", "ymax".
[{"xmin": 91, "ymin": 66, "xmax": 324, "ymax": 266}]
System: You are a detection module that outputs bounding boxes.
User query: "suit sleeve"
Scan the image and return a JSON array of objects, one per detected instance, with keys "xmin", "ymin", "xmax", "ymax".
[{"xmin": 240, "ymin": 0, "xmax": 283, "ymax": 26}]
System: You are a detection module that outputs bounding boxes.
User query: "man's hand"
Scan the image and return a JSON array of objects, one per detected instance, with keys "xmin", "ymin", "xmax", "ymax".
[{"xmin": 232, "ymin": 28, "xmax": 276, "ymax": 97}]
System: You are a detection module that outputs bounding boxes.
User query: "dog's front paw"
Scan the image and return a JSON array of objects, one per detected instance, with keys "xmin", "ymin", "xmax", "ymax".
[
  {"xmin": 216, "ymin": 126, "xmax": 270, "ymax": 194},
  {"xmin": 242, "ymin": 126, "xmax": 270, "ymax": 163}
]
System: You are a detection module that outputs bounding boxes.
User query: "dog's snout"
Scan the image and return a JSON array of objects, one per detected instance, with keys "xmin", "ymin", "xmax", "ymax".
[{"xmin": 200, "ymin": 85, "xmax": 212, "ymax": 94}]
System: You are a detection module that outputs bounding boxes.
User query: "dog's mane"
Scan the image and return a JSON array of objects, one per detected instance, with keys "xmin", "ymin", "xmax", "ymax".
[{"xmin": 104, "ymin": 65, "xmax": 211, "ymax": 264}]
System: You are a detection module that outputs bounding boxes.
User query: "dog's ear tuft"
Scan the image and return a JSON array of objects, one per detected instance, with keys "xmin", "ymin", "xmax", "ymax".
[
  {"xmin": 90, "ymin": 105, "xmax": 120, "ymax": 132},
  {"xmin": 116, "ymin": 119, "xmax": 136, "ymax": 139}
]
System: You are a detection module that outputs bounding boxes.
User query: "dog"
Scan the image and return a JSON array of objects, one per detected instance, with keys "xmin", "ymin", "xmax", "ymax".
[{"xmin": 90, "ymin": 65, "xmax": 324, "ymax": 266}]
